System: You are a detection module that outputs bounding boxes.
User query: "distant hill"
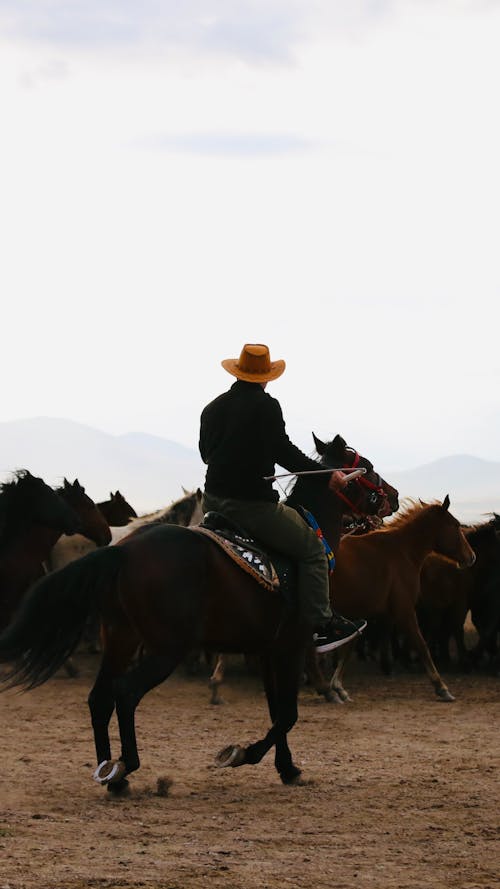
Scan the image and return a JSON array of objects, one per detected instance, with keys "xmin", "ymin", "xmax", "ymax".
[
  {"xmin": 0, "ymin": 417, "xmax": 205, "ymax": 513},
  {"xmin": 1, "ymin": 418, "xmax": 498, "ymax": 521},
  {"xmin": 388, "ymin": 455, "xmax": 500, "ymax": 522}
]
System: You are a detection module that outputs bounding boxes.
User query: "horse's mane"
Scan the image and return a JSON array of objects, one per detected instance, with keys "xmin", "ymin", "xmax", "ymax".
[
  {"xmin": 382, "ymin": 498, "xmax": 441, "ymax": 530},
  {"xmin": 285, "ymin": 455, "xmax": 321, "ymax": 507},
  {"xmin": 0, "ymin": 469, "xmax": 32, "ymax": 497},
  {"xmin": 462, "ymin": 517, "xmax": 499, "ymax": 543},
  {"xmin": 0, "ymin": 471, "xmax": 37, "ymax": 544},
  {"xmin": 132, "ymin": 490, "xmax": 200, "ymax": 529}
]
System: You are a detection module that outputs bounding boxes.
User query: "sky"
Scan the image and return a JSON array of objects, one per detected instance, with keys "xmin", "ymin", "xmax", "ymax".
[{"xmin": 0, "ymin": 0, "xmax": 499, "ymax": 471}]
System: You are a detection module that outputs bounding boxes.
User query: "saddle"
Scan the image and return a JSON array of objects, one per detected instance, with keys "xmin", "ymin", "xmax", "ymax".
[{"xmin": 191, "ymin": 512, "xmax": 297, "ymax": 602}]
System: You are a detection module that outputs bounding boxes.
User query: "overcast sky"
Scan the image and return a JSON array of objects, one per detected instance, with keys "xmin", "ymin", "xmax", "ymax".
[{"xmin": 0, "ymin": 0, "xmax": 499, "ymax": 471}]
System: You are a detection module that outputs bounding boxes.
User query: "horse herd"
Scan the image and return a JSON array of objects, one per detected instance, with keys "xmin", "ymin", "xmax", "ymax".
[{"xmin": 0, "ymin": 433, "xmax": 498, "ymax": 793}]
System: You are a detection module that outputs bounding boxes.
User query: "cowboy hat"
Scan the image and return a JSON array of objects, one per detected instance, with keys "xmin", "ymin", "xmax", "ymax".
[{"xmin": 221, "ymin": 343, "xmax": 285, "ymax": 383}]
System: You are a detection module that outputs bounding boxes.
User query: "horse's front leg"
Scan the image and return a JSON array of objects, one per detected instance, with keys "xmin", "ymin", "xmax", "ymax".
[
  {"xmin": 260, "ymin": 650, "xmax": 303, "ymax": 784},
  {"xmin": 397, "ymin": 607, "xmax": 455, "ymax": 701},
  {"xmin": 216, "ymin": 635, "xmax": 304, "ymax": 784}
]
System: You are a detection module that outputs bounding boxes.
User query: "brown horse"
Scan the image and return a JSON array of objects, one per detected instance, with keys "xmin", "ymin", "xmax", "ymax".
[
  {"xmin": 0, "ymin": 435, "xmax": 396, "ymax": 793},
  {"xmin": 97, "ymin": 491, "xmax": 137, "ymax": 527},
  {"xmin": 0, "ymin": 472, "xmax": 82, "ymax": 631},
  {"xmin": 310, "ymin": 498, "xmax": 476, "ymax": 703}
]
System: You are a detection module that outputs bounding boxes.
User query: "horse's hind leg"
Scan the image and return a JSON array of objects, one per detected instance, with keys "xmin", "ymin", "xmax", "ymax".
[
  {"xmin": 209, "ymin": 653, "xmax": 225, "ymax": 705},
  {"xmin": 88, "ymin": 657, "xmax": 116, "ymax": 769},
  {"xmin": 109, "ymin": 647, "xmax": 186, "ymax": 792},
  {"xmin": 89, "ymin": 624, "xmax": 141, "ymax": 784},
  {"xmin": 304, "ymin": 642, "xmax": 342, "ymax": 703},
  {"xmin": 330, "ymin": 639, "xmax": 356, "ymax": 702}
]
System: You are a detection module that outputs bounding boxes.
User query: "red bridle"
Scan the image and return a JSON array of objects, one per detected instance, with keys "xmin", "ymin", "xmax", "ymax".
[{"xmin": 334, "ymin": 450, "xmax": 387, "ymax": 516}]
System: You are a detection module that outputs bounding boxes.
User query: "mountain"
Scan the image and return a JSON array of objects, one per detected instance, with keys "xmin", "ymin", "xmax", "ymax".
[
  {"xmin": 388, "ymin": 455, "xmax": 500, "ymax": 522},
  {"xmin": 1, "ymin": 418, "xmax": 498, "ymax": 521},
  {"xmin": 0, "ymin": 417, "xmax": 205, "ymax": 513}
]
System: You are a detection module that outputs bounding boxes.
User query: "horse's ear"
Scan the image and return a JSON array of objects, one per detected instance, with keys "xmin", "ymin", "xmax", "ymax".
[
  {"xmin": 74, "ymin": 479, "xmax": 81, "ymax": 489},
  {"xmin": 330, "ymin": 434, "xmax": 347, "ymax": 458},
  {"xmin": 110, "ymin": 491, "xmax": 114, "ymax": 500},
  {"xmin": 63, "ymin": 477, "xmax": 70, "ymax": 489},
  {"xmin": 442, "ymin": 494, "xmax": 450, "ymax": 511},
  {"xmin": 196, "ymin": 488, "xmax": 202, "ymax": 499},
  {"xmin": 182, "ymin": 486, "xmax": 189, "ymax": 495},
  {"xmin": 312, "ymin": 433, "xmax": 326, "ymax": 455}
]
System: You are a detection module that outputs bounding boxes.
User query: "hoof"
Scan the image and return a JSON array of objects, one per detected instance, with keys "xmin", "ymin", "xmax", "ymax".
[
  {"xmin": 215, "ymin": 744, "xmax": 246, "ymax": 768},
  {"xmin": 93, "ymin": 760, "xmax": 127, "ymax": 785},
  {"xmin": 107, "ymin": 778, "xmax": 130, "ymax": 796},
  {"xmin": 436, "ymin": 688, "xmax": 455, "ymax": 702},
  {"xmin": 280, "ymin": 767, "xmax": 303, "ymax": 785},
  {"xmin": 64, "ymin": 659, "xmax": 79, "ymax": 679},
  {"xmin": 324, "ymin": 689, "xmax": 344, "ymax": 704},
  {"xmin": 331, "ymin": 686, "xmax": 351, "ymax": 703}
]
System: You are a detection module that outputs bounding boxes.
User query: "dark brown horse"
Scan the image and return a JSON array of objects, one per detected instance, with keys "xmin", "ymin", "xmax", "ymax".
[
  {"xmin": 97, "ymin": 491, "xmax": 137, "ymax": 527},
  {"xmin": 0, "ymin": 472, "xmax": 82, "ymax": 630},
  {"xmin": 0, "ymin": 436, "xmax": 396, "ymax": 793},
  {"xmin": 57, "ymin": 479, "xmax": 112, "ymax": 547},
  {"xmin": 48, "ymin": 479, "xmax": 112, "ymax": 573},
  {"xmin": 418, "ymin": 517, "xmax": 500, "ymax": 669},
  {"xmin": 311, "ymin": 498, "xmax": 476, "ymax": 703}
]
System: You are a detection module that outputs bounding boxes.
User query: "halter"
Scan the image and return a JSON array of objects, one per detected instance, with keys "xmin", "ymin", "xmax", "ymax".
[{"xmin": 333, "ymin": 450, "xmax": 387, "ymax": 516}]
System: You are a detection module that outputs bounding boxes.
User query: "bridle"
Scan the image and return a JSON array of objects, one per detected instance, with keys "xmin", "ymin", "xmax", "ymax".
[{"xmin": 332, "ymin": 450, "xmax": 387, "ymax": 516}]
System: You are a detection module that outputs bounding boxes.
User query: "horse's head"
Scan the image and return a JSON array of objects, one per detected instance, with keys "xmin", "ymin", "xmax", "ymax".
[
  {"xmin": 312, "ymin": 433, "xmax": 399, "ymax": 518},
  {"xmin": 169, "ymin": 488, "xmax": 204, "ymax": 527},
  {"xmin": 430, "ymin": 495, "xmax": 476, "ymax": 568},
  {"xmin": 110, "ymin": 491, "xmax": 138, "ymax": 521},
  {"xmin": 1, "ymin": 471, "xmax": 82, "ymax": 537},
  {"xmin": 59, "ymin": 478, "xmax": 112, "ymax": 546},
  {"xmin": 464, "ymin": 519, "xmax": 500, "ymax": 565}
]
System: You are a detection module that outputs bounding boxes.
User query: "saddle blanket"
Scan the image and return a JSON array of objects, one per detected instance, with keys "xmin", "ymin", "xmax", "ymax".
[{"xmin": 193, "ymin": 524, "xmax": 280, "ymax": 593}]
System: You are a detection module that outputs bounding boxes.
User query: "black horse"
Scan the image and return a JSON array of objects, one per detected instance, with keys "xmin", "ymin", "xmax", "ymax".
[{"xmin": 0, "ymin": 436, "xmax": 397, "ymax": 794}]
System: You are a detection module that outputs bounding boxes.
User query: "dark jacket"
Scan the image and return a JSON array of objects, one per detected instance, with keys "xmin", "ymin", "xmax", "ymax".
[{"xmin": 199, "ymin": 380, "xmax": 322, "ymax": 502}]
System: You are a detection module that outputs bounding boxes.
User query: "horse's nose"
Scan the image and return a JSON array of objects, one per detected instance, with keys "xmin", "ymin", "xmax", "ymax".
[{"xmin": 460, "ymin": 550, "xmax": 476, "ymax": 568}]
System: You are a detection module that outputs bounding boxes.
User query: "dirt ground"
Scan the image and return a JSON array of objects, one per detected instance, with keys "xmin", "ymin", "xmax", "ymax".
[{"xmin": 0, "ymin": 655, "xmax": 499, "ymax": 889}]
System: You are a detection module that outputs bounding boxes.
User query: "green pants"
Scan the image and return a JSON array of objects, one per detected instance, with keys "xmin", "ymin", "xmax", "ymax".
[{"xmin": 202, "ymin": 493, "xmax": 332, "ymax": 628}]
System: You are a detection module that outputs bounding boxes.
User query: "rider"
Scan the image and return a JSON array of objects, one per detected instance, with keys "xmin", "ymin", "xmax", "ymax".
[{"xmin": 199, "ymin": 343, "xmax": 367, "ymax": 653}]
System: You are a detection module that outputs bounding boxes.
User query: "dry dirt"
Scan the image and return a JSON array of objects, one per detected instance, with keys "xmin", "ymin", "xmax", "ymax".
[{"xmin": 0, "ymin": 655, "xmax": 499, "ymax": 889}]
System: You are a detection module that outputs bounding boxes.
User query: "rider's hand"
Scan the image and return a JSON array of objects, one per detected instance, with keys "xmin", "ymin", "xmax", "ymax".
[{"xmin": 328, "ymin": 470, "xmax": 348, "ymax": 492}]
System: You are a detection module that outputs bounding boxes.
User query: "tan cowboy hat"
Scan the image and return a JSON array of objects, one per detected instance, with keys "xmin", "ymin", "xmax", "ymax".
[{"xmin": 221, "ymin": 343, "xmax": 286, "ymax": 383}]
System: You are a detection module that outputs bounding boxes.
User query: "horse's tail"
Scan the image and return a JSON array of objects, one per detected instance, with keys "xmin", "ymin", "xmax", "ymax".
[{"xmin": 0, "ymin": 546, "xmax": 126, "ymax": 690}]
